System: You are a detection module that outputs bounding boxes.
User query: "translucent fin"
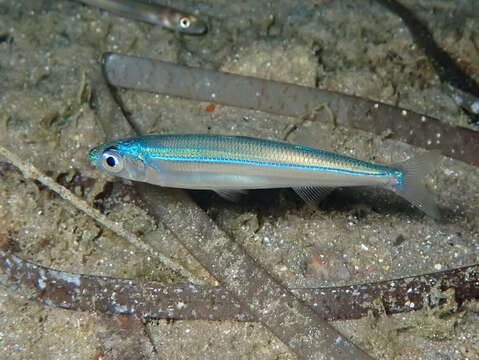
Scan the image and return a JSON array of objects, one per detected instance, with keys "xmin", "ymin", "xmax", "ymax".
[
  {"xmin": 214, "ymin": 189, "xmax": 247, "ymax": 202},
  {"xmin": 389, "ymin": 150, "xmax": 441, "ymax": 219},
  {"xmin": 293, "ymin": 186, "xmax": 332, "ymax": 207}
]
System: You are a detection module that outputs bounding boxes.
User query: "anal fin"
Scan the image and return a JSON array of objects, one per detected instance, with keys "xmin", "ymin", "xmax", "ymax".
[{"xmin": 293, "ymin": 186, "xmax": 332, "ymax": 207}]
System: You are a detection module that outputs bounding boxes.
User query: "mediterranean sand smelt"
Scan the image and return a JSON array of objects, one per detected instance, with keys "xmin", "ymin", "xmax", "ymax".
[
  {"xmin": 2, "ymin": 248, "xmax": 477, "ymax": 322},
  {"xmin": 89, "ymin": 134, "xmax": 440, "ymax": 218},
  {"xmin": 75, "ymin": 0, "xmax": 207, "ymax": 34},
  {"xmin": 103, "ymin": 53, "xmax": 479, "ymax": 167}
]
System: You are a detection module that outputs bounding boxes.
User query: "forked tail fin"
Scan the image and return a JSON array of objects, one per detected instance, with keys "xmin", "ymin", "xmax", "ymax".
[{"xmin": 389, "ymin": 150, "xmax": 442, "ymax": 219}]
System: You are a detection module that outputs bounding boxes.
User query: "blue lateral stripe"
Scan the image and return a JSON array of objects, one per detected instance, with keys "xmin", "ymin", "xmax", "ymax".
[{"xmin": 149, "ymin": 155, "xmax": 390, "ymax": 177}]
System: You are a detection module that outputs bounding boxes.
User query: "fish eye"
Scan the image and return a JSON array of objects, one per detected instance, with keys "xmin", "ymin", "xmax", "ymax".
[
  {"xmin": 102, "ymin": 151, "xmax": 124, "ymax": 173},
  {"xmin": 179, "ymin": 17, "xmax": 191, "ymax": 29}
]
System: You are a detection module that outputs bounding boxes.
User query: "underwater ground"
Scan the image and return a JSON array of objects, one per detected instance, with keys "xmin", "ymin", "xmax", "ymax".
[{"xmin": 0, "ymin": 0, "xmax": 478, "ymax": 359}]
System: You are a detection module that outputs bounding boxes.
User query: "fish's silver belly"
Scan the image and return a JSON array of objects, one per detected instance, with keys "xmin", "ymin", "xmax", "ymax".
[{"xmin": 144, "ymin": 160, "xmax": 391, "ymax": 190}]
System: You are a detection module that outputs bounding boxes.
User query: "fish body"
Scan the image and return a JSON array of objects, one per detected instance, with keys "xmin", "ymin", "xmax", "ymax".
[
  {"xmin": 76, "ymin": 0, "xmax": 207, "ymax": 34},
  {"xmin": 89, "ymin": 134, "xmax": 440, "ymax": 218}
]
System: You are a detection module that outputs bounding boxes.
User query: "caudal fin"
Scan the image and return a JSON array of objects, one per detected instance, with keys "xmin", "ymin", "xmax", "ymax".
[{"xmin": 389, "ymin": 150, "xmax": 441, "ymax": 219}]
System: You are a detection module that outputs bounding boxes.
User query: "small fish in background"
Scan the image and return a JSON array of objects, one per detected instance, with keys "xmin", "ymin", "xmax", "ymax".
[
  {"xmin": 76, "ymin": 0, "xmax": 208, "ymax": 34},
  {"xmin": 89, "ymin": 134, "xmax": 441, "ymax": 219}
]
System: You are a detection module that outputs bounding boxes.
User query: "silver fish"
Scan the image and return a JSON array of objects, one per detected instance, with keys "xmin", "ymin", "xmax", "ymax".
[
  {"xmin": 89, "ymin": 134, "xmax": 441, "ymax": 218},
  {"xmin": 76, "ymin": 0, "xmax": 207, "ymax": 34}
]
